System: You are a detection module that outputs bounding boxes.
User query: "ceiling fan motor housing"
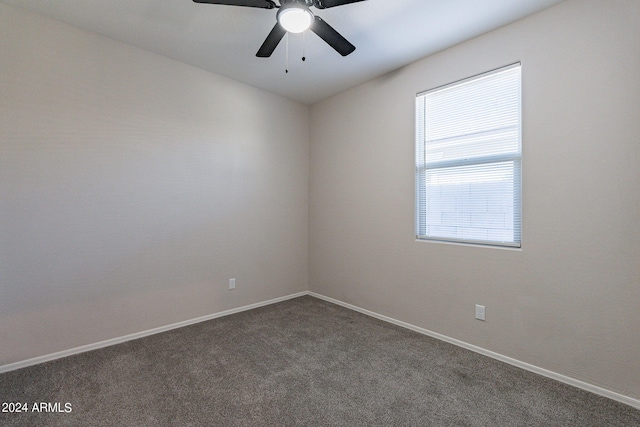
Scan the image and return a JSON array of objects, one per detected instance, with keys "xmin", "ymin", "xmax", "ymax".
[
  {"xmin": 277, "ymin": 3, "xmax": 314, "ymax": 33},
  {"xmin": 279, "ymin": 0, "xmax": 315, "ymax": 7}
]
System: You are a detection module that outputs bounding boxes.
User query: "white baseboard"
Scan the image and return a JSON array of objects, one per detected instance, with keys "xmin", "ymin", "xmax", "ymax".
[
  {"xmin": 309, "ymin": 291, "xmax": 640, "ymax": 410},
  {"xmin": 3, "ymin": 290, "xmax": 638, "ymax": 411},
  {"xmin": 0, "ymin": 291, "xmax": 308, "ymax": 375}
]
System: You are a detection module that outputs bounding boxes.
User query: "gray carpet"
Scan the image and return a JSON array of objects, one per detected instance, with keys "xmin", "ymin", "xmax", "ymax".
[{"xmin": 1, "ymin": 296, "xmax": 638, "ymax": 426}]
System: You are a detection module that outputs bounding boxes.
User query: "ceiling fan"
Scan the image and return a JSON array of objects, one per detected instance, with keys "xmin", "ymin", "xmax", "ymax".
[{"xmin": 193, "ymin": 0, "xmax": 366, "ymax": 57}]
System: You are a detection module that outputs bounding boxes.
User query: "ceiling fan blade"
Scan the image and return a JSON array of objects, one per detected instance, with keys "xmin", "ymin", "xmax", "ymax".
[
  {"xmin": 310, "ymin": 16, "xmax": 355, "ymax": 56},
  {"xmin": 314, "ymin": 0, "xmax": 367, "ymax": 9},
  {"xmin": 192, "ymin": 0, "xmax": 276, "ymax": 8},
  {"xmin": 256, "ymin": 23, "xmax": 287, "ymax": 57}
]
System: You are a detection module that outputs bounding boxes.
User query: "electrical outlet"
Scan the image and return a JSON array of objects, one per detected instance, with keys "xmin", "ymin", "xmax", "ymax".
[
  {"xmin": 229, "ymin": 278, "xmax": 236, "ymax": 290},
  {"xmin": 475, "ymin": 304, "xmax": 486, "ymax": 321}
]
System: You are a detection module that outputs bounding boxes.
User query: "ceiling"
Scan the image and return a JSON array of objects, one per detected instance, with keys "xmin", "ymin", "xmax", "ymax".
[{"xmin": 2, "ymin": 0, "xmax": 563, "ymax": 104}]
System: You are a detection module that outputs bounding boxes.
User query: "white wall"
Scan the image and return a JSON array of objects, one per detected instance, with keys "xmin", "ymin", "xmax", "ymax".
[
  {"xmin": 0, "ymin": 3, "xmax": 308, "ymax": 365},
  {"xmin": 309, "ymin": 0, "xmax": 640, "ymax": 400}
]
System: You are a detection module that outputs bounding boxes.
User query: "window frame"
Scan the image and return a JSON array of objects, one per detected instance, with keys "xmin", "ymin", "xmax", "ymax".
[{"xmin": 415, "ymin": 63, "xmax": 522, "ymax": 248}]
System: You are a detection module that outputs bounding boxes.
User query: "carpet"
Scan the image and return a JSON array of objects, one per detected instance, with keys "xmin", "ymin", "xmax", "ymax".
[{"xmin": 1, "ymin": 296, "xmax": 638, "ymax": 426}]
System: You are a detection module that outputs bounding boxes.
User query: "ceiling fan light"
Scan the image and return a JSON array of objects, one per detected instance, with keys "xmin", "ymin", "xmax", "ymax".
[{"xmin": 277, "ymin": 6, "xmax": 313, "ymax": 33}]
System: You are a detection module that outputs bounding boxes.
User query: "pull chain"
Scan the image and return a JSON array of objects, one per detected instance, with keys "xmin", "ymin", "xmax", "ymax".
[
  {"xmin": 302, "ymin": 31, "xmax": 306, "ymax": 62},
  {"xmin": 285, "ymin": 32, "xmax": 289, "ymax": 73}
]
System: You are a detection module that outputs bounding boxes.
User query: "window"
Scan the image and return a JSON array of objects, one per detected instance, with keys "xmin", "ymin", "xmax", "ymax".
[{"xmin": 415, "ymin": 63, "xmax": 522, "ymax": 247}]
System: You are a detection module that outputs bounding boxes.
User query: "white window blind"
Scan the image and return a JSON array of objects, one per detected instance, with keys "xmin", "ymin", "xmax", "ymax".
[{"xmin": 416, "ymin": 63, "xmax": 521, "ymax": 247}]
